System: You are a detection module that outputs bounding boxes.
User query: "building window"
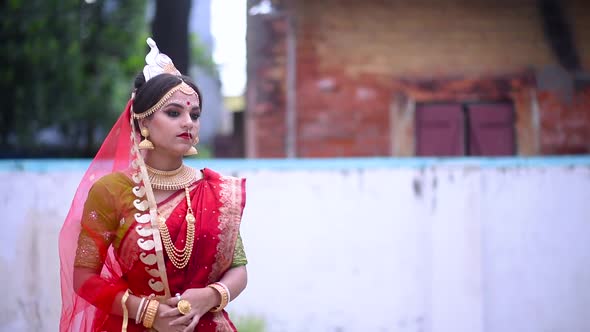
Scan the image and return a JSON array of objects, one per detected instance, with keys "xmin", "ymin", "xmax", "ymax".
[{"xmin": 416, "ymin": 103, "xmax": 515, "ymax": 156}]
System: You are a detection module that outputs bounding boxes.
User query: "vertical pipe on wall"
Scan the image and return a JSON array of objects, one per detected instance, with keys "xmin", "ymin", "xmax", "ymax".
[
  {"xmin": 285, "ymin": 2, "xmax": 297, "ymax": 158},
  {"xmin": 530, "ymin": 88, "xmax": 541, "ymax": 154}
]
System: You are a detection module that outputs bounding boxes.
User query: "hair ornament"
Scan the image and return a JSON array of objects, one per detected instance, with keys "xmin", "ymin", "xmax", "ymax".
[
  {"xmin": 143, "ymin": 37, "xmax": 181, "ymax": 82},
  {"xmin": 133, "ymin": 38, "xmax": 199, "ymax": 120}
]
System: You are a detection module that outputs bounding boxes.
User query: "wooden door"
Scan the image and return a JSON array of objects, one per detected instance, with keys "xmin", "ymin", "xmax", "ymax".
[
  {"xmin": 467, "ymin": 104, "xmax": 515, "ymax": 156},
  {"xmin": 415, "ymin": 104, "xmax": 464, "ymax": 156}
]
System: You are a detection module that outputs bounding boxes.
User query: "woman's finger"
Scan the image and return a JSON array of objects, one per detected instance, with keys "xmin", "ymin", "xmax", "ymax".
[
  {"xmin": 166, "ymin": 293, "xmax": 183, "ymax": 306},
  {"xmin": 183, "ymin": 315, "xmax": 200, "ymax": 332},
  {"xmin": 165, "ymin": 297, "xmax": 179, "ymax": 306},
  {"xmin": 159, "ymin": 306, "xmax": 181, "ymax": 318},
  {"xmin": 169, "ymin": 313, "xmax": 194, "ymax": 326}
]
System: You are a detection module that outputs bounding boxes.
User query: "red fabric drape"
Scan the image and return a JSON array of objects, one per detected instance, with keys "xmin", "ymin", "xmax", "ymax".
[{"xmin": 59, "ymin": 100, "xmax": 134, "ymax": 331}]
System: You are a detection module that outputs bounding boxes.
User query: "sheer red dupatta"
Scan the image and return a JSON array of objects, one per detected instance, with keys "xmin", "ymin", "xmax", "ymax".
[{"xmin": 59, "ymin": 99, "xmax": 134, "ymax": 331}]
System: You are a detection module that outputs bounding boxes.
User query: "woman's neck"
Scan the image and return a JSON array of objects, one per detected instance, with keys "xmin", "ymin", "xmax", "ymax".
[{"xmin": 143, "ymin": 150, "xmax": 183, "ymax": 171}]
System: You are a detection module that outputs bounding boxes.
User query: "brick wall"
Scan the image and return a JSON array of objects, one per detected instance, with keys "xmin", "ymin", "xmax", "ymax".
[
  {"xmin": 538, "ymin": 88, "xmax": 590, "ymax": 154},
  {"xmin": 247, "ymin": 0, "xmax": 590, "ymax": 157},
  {"xmin": 246, "ymin": 1, "xmax": 288, "ymax": 157},
  {"xmin": 307, "ymin": 0, "xmax": 555, "ymax": 77}
]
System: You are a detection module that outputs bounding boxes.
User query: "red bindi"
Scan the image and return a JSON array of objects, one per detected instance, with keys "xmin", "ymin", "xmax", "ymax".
[{"xmin": 186, "ymin": 101, "xmax": 191, "ymax": 106}]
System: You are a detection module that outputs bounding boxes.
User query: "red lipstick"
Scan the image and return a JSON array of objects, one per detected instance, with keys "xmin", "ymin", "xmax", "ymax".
[{"xmin": 177, "ymin": 133, "xmax": 192, "ymax": 140}]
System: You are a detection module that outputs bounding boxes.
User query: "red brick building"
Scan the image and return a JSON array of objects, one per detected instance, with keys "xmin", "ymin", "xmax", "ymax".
[{"xmin": 245, "ymin": 0, "xmax": 590, "ymax": 157}]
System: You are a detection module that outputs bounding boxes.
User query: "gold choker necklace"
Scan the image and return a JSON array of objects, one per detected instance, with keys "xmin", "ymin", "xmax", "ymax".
[{"xmin": 145, "ymin": 164, "xmax": 196, "ymax": 190}]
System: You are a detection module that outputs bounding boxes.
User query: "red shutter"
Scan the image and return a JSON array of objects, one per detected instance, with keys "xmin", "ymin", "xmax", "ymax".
[
  {"xmin": 467, "ymin": 104, "xmax": 515, "ymax": 156},
  {"xmin": 416, "ymin": 104, "xmax": 464, "ymax": 156}
]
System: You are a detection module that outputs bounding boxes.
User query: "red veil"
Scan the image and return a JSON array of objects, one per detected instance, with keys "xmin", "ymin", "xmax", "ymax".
[{"xmin": 59, "ymin": 99, "xmax": 136, "ymax": 331}]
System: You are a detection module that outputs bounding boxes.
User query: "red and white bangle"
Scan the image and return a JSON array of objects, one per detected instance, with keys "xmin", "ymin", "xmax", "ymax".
[
  {"xmin": 135, "ymin": 297, "xmax": 147, "ymax": 324},
  {"xmin": 207, "ymin": 283, "xmax": 229, "ymax": 312},
  {"xmin": 214, "ymin": 282, "xmax": 231, "ymax": 302}
]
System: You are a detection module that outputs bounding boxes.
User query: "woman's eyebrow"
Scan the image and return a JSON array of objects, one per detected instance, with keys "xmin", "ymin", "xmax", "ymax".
[{"xmin": 163, "ymin": 102, "xmax": 199, "ymax": 110}]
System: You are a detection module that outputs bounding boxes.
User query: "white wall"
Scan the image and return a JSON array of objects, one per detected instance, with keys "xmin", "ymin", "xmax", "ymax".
[{"xmin": 1, "ymin": 158, "xmax": 589, "ymax": 332}]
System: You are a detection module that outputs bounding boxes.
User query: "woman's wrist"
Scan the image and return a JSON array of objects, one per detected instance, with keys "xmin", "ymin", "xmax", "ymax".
[
  {"xmin": 207, "ymin": 282, "xmax": 230, "ymax": 312},
  {"xmin": 206, "ymin": 285, "xmax": 222, "ymax": 309}
]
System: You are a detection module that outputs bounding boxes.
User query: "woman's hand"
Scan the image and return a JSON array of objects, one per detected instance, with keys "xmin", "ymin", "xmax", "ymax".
[
  {"xmin": 161, "ymin": 287, "xmax": 220, "ymax": 332},
  {"xmin": 152, "ymin": 303, "xmax": 187, "ymax": 332}
]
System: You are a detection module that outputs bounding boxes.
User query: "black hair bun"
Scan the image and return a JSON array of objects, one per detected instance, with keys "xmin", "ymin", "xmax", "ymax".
[{"xmin": 134, "ymin": 72, "xmax": 146, "ymax": 90}]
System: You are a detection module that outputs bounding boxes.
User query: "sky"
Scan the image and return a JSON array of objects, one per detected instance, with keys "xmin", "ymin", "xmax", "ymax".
[{"xmin": 210, "ymin": 0, "xmax": 247, "ymax": 97}]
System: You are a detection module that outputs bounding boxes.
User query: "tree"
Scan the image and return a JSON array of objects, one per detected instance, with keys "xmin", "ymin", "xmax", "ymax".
[
  {"xmin": 151, "ymin": 0, "xmax": 192, "ymax": 74},
  {"xmin": 0, "ymin": 0, "xmax": 147, "ymax": 157}
]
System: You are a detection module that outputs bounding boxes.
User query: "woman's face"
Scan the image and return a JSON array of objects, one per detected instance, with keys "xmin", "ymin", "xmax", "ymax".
[{"xmin": 141, "ymin": 89, "xmax": 201, "ymax": 156}]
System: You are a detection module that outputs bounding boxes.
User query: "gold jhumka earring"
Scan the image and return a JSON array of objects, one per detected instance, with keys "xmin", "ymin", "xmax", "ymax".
[
  {"xmin": 139, "ymin": 127, "xmax": 155, "ymax": 150},
  {"xmin": 184, "ymin": 136, "xmax": 199, "ymax": 156}
]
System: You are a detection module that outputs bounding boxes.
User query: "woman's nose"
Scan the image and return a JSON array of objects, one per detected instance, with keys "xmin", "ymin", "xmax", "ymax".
[{"xmin": 181, "ymin": 112, "xmax": 194, "ymax": 128}]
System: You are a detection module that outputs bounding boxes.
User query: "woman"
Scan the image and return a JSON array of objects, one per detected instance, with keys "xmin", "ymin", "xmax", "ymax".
[{"xmin": 59, "ymin": 38, "xmax": 248, "ymax": 332}]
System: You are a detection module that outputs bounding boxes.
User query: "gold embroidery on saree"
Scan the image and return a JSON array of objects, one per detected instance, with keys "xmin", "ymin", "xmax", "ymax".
[
  {"xmin": 145, "ymin": 266, "xmax": 161, "ymax": 278},
  {"xmin": 138, "ymin": 238, "xmax": 156, "ymax": 251},
  {"xmin": 148, "ymin": 279, "xmax": 165, "ymax": 292},
  {"xmin": 157, "ymin": 188, "xmax": 190, "ymax": 220},
  {"xmin": 213, "ymin": 311, "xmax": 234, "ymax": 332},
  {"xmin": 135, "ymin": 225, "xmax": 153, "ymax": 237},
  {"xmin": 132, "ymin": 172, "xmax": 141, "ymax": 184},
  {"xmin": 134, "ymin": 212, "xmax": 151, "ymax": 224},
  {"xmin": 210, "ymin": 176, "xmax": 243, "ymax": 283},
  {"xmin": 74, "ymin": 232, "xmax": 102, "ymax": 270},
  {"xmin": 139, "ymin": 252, "xmax": 157, "ymax": 265},
  {"xmin": 133, "ymin": 199, "xmax": 149, "ymax": 211},
  {"xmin": 132, "ymin": 185, "xmax": 146, "ymax": 197}
]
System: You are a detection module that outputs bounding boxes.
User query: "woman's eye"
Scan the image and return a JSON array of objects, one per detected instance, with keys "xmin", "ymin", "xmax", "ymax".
[
  {"xmin": 191, "ymin": 113, "xmax": 200, "ymax": 120},
  {"xmin": 166, "ymin": 110, "xmax": 180, "ymax": 117}
]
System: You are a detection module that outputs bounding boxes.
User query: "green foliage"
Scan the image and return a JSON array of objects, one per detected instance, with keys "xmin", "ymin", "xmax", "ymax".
[
  {"xmin": 190, "ymin": 32, "xmax": 219, "ymax": 79},
  {"xmin": 232, "ymin": 314, "xmax": 267, "ymax": 332},
  {"xmin": 0, "ymin": 0, "xmax": 147, "ymax": 156}
]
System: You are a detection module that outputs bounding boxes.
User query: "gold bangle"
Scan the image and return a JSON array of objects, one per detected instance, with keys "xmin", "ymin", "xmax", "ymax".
[
  {"xmin": 207, "ymin": 283, "xmax": 229, "ymax": 312},
  {"xmin": 121, "ymin": 290, "xmax": 130, "ymax": 332},
  {"xmin": 139, "ymin": 294, "xmax": 155, "ymax": 324},
  {"xmin": 142, "ymin": 299, "xmax": 160, "ymax": 328}
]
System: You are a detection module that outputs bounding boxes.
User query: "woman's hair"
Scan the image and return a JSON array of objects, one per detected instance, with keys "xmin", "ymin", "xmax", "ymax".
[{"xmin": 132, "ymin": 72, "xmax": 203, "ymax": 116}]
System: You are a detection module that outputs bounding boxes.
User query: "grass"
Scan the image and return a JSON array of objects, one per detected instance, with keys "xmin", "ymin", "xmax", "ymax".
[{"xmin": 233, "ymin": 314, "xmax": 267, "ymax": 332}]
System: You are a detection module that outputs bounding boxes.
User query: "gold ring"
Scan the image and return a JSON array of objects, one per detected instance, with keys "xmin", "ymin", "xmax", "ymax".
[{"xmin": 177, "ymin": 299, "xmax": 191, "ymax": 315}]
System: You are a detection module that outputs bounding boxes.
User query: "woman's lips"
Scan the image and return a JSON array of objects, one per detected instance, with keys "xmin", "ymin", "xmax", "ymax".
[{"xmin": 177, "ymin": 133, "xmax": 192, "ymax": 140}]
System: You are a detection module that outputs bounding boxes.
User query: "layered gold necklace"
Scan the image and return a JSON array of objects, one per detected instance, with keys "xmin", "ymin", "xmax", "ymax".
[
  {"xmin": 157, "ymin": 187, "xmax": 196, "ymax": 269},
  {"xmin": 146, "ymin": 164, "xmax": 197, "ymax": 269},
  {"xmin": 146, "ymin": 164, "xmax": 197, "ymax": 191}
]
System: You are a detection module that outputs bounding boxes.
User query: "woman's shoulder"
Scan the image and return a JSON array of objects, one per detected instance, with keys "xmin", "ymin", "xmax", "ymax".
[
  {"xmin": 201, "ymin": 168, "xmax": 244, "ymax": 182},
  {"xmin": 92, "ymin": 171, "xmax": 134, "ymax": 193}
]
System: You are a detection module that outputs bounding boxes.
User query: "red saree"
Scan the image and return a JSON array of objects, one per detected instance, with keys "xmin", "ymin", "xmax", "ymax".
[
  {"xmin": 60, "ymin": 42, "xmax": 247, "ymax": 331},
  {"xmin": 64, "ymin": 167, "xmax": 245, "ymax": 331}
]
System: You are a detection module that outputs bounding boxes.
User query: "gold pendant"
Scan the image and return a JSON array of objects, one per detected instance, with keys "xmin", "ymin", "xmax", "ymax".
[{"xmin": 185, "ymin": 213, "xmax": 195, "ymax": 223}]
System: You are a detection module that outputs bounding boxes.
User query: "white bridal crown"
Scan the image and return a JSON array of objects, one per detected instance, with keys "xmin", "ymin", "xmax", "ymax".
[
  {"xmin": 143, "ymin": 37, "xmax": 181, "ymax": 82},
  {"xmin": 133, "ymin": 38, "xmax": 199, "ymax": 120}
]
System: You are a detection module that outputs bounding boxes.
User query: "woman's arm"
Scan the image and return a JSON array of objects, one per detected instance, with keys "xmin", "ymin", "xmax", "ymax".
[
  {"xmin": 72, "ymin": 179, "xmax": 150, "ymax": 324},
  {"xmin": 218, "ymin": 265, "xmax": 248, "ymax": 303},
  {"xmin": 73, "ymin": 267, "xmax": 141, "ymax": 317}
]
